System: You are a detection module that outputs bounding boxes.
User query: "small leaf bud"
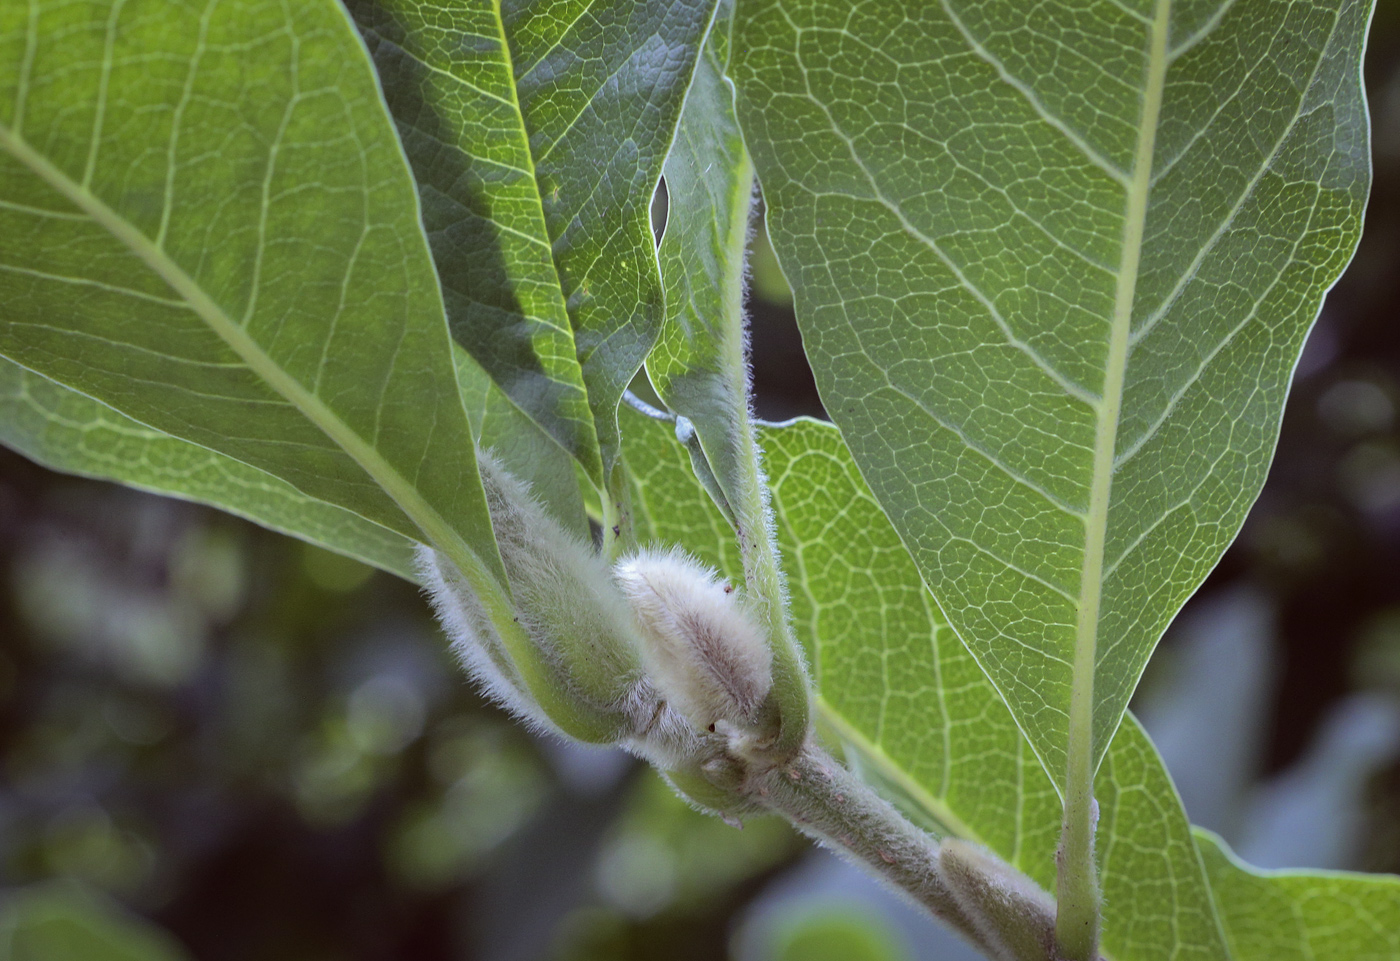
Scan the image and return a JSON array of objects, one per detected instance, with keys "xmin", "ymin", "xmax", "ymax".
[{"xmin": 613, "ymin": 548, "xmax": 773, "ymax": 734}]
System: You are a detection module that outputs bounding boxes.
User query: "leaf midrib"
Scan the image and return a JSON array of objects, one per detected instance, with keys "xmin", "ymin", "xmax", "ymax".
[
  {"xmin": 0, "ymin": 122, "xmax": 499, "ymax": 591},
  {"xmin": 1067, "ymin": 0, "xmax": 1173, "ymax": 787},
  {"xmin": 489, "ymin": 0, "xmax": 604, "ymax": 485}
]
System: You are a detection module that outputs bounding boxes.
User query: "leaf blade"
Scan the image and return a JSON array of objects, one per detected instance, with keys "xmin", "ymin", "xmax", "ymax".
[
  {"xmin": 1197, "ymin": 830, "xmax": 1400, "ymax": 961},
  {"xmin": 0, "ymin": 358, "xmax": 419, "ymax": 580},
  {"xmin": 0, "ymin": 0, "xmax": 502, "ymax": 589},
  {"xmin": 729, "ymin": 0, "xmax": 1372, "ymax": 783},
  {"xmin": 647, "ymin": 5, "xmax": 811, "ymax": 748},
  {"xmin": 349, "ymin": 0, "xmax": 719, "ymax": 489},
  {"xmin": 623, "ymin": 409, "xmax": 1230, "ymax": 961},
  {"xmin": 350, "ymin": 0, "xmax": 603, "ymax": 484}
]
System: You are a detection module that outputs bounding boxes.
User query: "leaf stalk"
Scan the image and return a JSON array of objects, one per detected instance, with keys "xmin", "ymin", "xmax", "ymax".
[{"xmin": 735, "ymin": 740, "xmax": 1077, "ymax": 961}]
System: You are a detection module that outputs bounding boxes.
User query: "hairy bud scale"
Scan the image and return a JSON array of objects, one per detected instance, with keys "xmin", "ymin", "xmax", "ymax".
[{"xmin": 613, "ymin": 548, "xmax": 773, "ymax": 734}]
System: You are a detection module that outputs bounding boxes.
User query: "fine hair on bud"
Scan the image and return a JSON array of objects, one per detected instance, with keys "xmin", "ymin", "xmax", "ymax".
[
  {"xmin": 613, "ymin": 548, "xmax": 772, "ymax": 733},
  {"xmin": 416, "ymin": 545, "xmax": 551, "ymax": 732},
  {"xmin": 418, "ymin": 451, "xmax": 658, "ymax": 744}
]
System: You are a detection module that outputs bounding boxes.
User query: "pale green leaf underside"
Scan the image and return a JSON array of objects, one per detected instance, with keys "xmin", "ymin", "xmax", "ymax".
[
  {"xmin": 0, "ymin": 342, "xmax": 583, "ymax": 580},
  {"xmin": 475, "ymin": 374, "xmax": 590, "ymax": 540},
  {"xmin": 623, "ymin": 409, "xmax": 1399, "ymax": 960},
  {"xmin": 1197, "ymin": 831, "xmax": 1400, "ymax": 961},
  {"xmin": 731, "ymin": 0, "xmax": 1372, "ymax": 785},
  {"xmin": 0, "ymin": 358, "xmax": 419, "ymax": 581},
  {"xmin": 650, "ymin": 0, "xmax": 755, "ymax": 501},
  {"xmin": 0, "ymin": 0, "xmax": 503, "ymax": 587},
  {"xmin": 349, "ymin": 0, "xmax": 717, "ymax": 485}
]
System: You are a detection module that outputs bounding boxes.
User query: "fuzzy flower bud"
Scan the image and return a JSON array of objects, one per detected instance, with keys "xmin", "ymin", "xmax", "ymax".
[
  {"xmin": 418, "ymin": 451, "xmax": 660, "ymax": 745},
  {"xmin": 613, "ymin": 548, "xmax": 773, "ymax": 735}
]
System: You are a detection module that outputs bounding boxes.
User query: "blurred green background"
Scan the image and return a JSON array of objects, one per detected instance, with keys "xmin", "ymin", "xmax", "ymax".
[{"xmin": 3, "ymin": 8, "xmax": 1400, "ymax": 960}]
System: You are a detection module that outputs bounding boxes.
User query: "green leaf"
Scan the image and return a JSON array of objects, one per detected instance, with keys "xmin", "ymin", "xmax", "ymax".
[
  {"xmin": 626, "ymin": 408, "xmax": 743, "ymax": 574},
  {"xmin": 762, "ymin": 419, "xmax": 1229, "ymax": 961},
  {"xmin": 625, "ymin": 409, "xmax": 1228, "ymax": 961},
  {"xmin": 0, "ymin": 0, "xmax": 503, "ymax": 591},
  {"xmin": 647, "ymin": 5, "xmax": 809, "ymax": 748},
  {"xmin": 730, "ymin": 0, "xmax": 1373, "ymax": 788},
  {"xmin": 648, "ymin": 0, "xmax": 759, "ymax": 534},
  {"xmin": 0, "ymin": 358, "xmax": 418, "ymax": 580},
  {"xmin": 1197, "ymin": 830, "xmax": 1400, "ymax": 961},
  {"xmin": 348, "ymin": 0, "xmax": 718, "ymax": 490},
  {"xmin": 477, "ymin": 379, "xmax": 589, "ymax": 540},
  {"xmin": 627, "ymin": 409, "xmax": 1400, "ymax": 958},
  {"xmin": 0, "ymin": 346, "xmax": 576, "ymax": 578},
  {"xmin": 450, "ymin": 344, "xmax": 587, "ymax": 537},
  {"xmin": 0, "ymin": 883, "xmax": 191, "ymax": 961},
  {"xmin": 650, "ymin": 5, "xmax": 755, "ymax": 494}
]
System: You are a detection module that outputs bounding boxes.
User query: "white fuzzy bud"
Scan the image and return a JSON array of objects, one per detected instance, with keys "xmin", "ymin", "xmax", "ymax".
[{"xmin": 613, "ymin": 548, "xmax": 773, "ymax": 734}]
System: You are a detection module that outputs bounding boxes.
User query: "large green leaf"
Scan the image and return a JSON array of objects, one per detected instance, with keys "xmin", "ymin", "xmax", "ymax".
[
  {"xmin": 0, "ymin": 0, "xmax": 504, "ymax": 590},
  {"xmin": 729, "ymin": 0, "xmax": 1373, "ymax": 786},
  {"xmin": 0, "ymin": 340, "xmax": 582, "ymax": 576},
  {"xmin": 0, "ymin": 358, "xmax": 418, "ymax": 580},
  {"xmin": 1197, "ymin": 831, "xmax": 1400, "ymax": 961},
  {"xmin": 623, "ymin": 409, "xmax": 1400, "ymax": 959},
  {"xmin": 348, "ymin": 0, "xmax": 717, "ymax": 491},
  {"xmin": 0, "ymin": 333, "xmax": 582, "ymax": 579}
]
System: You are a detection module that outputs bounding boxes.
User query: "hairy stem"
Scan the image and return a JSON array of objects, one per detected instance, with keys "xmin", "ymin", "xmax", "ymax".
[
  {"xmin": 744, "ymin": 741, "xmax": 1071, "ymax": 961},
  {"xmin": 751, "ymin": 743, "xmax": 980, "ymax": 930}
]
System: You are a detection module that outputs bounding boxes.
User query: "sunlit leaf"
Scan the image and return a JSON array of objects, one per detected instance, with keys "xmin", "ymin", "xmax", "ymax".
[
  {"xmin": 0, "ymin": 0, "xmax": 503, "ymax": 589},
  {"xmin": 650, "ymin": 0, "xmax": 755, "ymax": 512},
  {"xmin": 1197, "ymin": 830, "xmax": 1400, "ymax": 961},
  {"xmin": 646, "ymin": 5, "xmax": 808, "ymax": 741},
  {"xmin": 625, "ymin": 410, "xmax": 1227, "ymax": 961},
  {"xmin": 0, "ymin": 359, "xmax": 418, "ymax": 580},
  {"xmin": 625, "ymin": 408, "xmax": 1400, "ymax": 960},
  {"xmin": 730, "ymin": 0, "xmax": 1373, "ymax": 788},
  {"xmin": 349, "ymin": 0, "xmax": 718, "ymax": 491}
]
